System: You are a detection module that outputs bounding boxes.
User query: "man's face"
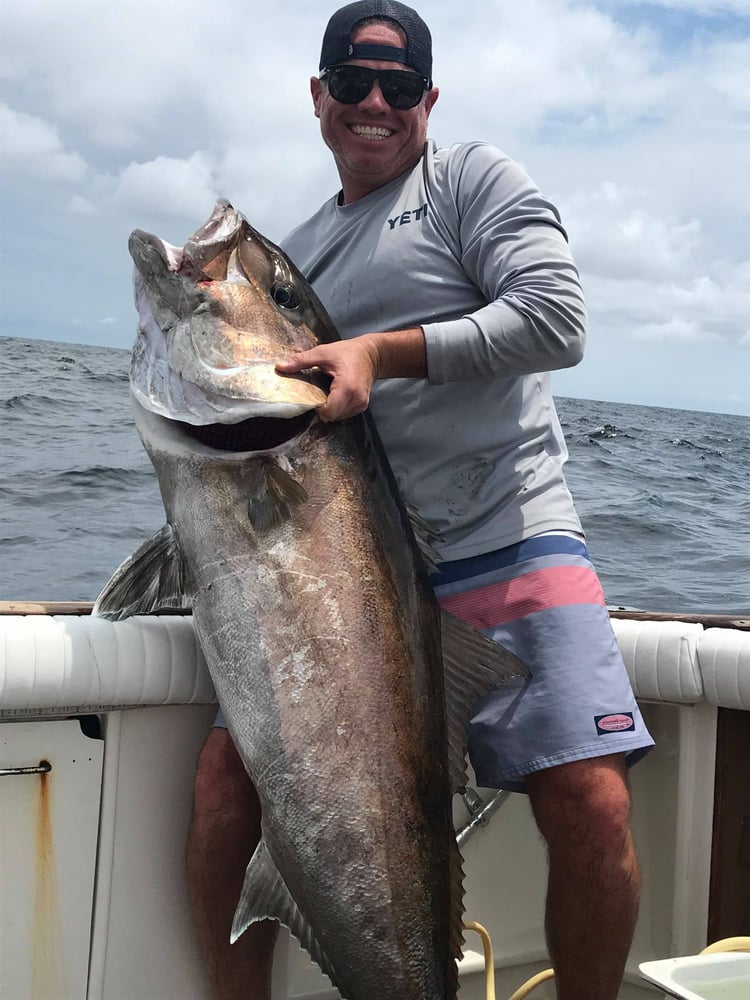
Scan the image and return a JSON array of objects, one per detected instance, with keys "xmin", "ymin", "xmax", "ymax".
[{"xmin": 310, "ymin": 21, "xmax": 439, "ymax": 204}]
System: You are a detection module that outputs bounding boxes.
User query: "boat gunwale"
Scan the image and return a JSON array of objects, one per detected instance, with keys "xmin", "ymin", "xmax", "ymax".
[{"xmin": 0, "ymin": 601, "xmax": 748, "ymax": 631}]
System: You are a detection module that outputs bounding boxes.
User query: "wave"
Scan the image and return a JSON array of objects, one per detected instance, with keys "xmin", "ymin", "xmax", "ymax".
[
  {"xmin": 588, "ymin": 423, "xmax": 630, "ymax": 439},
  {"xmin": 2, "ymin": 355, "xmax": 749, "ymax": 611},
  {"xmin": 2, "ymin": 393, "xmax": 60, "ymax": 411},
  {"xmin": 56, "ymin": 466, "xmax": 155, "ymax": 489},
  {"xmin": 83, "ymin": 370, "xmax": 130, "ymax": 385}
]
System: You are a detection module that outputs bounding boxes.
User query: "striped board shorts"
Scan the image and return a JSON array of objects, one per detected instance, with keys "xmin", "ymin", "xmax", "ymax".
[{"xmin": 431, "ymin": 532, "xmax": 654, "ymax": 792}]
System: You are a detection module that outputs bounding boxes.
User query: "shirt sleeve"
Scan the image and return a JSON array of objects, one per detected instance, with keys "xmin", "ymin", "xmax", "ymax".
[{"xmin": 421, "ymin": 143, "xmax": 587, "ymax": 385}]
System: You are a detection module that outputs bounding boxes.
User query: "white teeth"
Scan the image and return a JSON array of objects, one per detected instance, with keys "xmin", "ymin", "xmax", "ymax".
[{"xmin": 350, "ymin": 125, "xmax": 392, "ymax": 139}]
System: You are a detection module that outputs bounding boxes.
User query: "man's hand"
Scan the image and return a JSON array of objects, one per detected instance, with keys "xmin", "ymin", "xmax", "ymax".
[
  {"xmin": 276, "ymin": 336, "xmax": 380, "ymax": 422},
  {"xmin": 276, "ymin": 328, "xmax": 427, "ymax": 422}
]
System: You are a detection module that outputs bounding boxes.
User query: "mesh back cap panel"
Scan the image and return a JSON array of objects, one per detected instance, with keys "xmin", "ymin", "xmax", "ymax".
[{"xmin": 319, "ymin": 1, "xmax": 433, "ymax": 82}]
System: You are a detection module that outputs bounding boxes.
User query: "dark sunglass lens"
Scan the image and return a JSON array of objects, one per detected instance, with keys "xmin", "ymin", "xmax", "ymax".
[
  {"xmin": 328, "ymin": 67, "xmax": 371, "ymax": 104},
  {"xmin": 382, "ymin": 77, "xmax": 423, "ymax": 109}
]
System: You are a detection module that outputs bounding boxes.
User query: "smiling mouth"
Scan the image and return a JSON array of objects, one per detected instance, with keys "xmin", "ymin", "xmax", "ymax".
[{"xmin": 349, "ymin": 124, "xmax": 393, "ymax": 140}]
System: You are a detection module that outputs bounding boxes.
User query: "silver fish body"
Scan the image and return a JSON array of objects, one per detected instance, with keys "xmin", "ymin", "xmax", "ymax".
[{"xmin": 95, "ymin": 200, "xmax": 526, "ymax": 1000}]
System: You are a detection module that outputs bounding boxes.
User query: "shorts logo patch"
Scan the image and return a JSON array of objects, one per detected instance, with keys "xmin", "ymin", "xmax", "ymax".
[{"xmin": 595, "ymin": 712, "xmax": 635, "ymax": 735}]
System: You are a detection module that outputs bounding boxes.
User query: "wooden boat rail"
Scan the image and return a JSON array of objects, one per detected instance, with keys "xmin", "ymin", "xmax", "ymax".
[{"xmin": 1, "ymin": 601, "xmax": 748, "ymax": 630}]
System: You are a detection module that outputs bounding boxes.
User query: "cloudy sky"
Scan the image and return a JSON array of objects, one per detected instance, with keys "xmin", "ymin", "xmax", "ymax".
[{"xmin": 1, "ymin": 0, "xmax": 748, "ymax": 415}]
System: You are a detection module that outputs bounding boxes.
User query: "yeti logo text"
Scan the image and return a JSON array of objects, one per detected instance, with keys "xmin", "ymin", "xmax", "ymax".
[{"xmin": 387, "ymin": 204, "xmax": 429, "ymax": 230}]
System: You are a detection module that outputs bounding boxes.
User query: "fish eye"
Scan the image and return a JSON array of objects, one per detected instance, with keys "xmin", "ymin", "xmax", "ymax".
[{"xmin": 272, "ymin": 284, "xmax": 301, "ymax": 310}]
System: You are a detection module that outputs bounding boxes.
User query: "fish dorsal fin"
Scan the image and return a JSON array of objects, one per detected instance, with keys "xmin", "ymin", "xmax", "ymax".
[
  {"xmin": 231, "ymin": 839, "xmax": 343, "ymax": 992},
  {"xmin": 247, "ymin": 459, "xmax": 308, "ymax": 532},
  {"xmin": 92, "ymin": 524, "xmax": 191, "ymax": 621},
  {"xmin": 441, "ymin": 611, "xmax": 529, "ymax": 794}
]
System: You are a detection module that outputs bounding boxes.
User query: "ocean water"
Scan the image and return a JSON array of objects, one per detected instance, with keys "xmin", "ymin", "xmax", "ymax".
[{"xmin": 1, "ymin": 336, "xmax": 749, "ymax": 614}]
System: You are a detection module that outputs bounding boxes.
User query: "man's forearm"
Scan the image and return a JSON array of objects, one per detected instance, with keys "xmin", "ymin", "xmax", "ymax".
[{"xmin": 365, "ymin": 327, "xmax": 427, "ymax": 380}]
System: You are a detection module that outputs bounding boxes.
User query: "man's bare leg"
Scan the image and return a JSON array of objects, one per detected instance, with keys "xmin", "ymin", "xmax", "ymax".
[
  {"xmin": 187, "ymin": 727, "xmax": 278, "ymax": 1000},
  {"xmin": 526, "ymin": 753, "xmax": 640, "ymax": 1000}
]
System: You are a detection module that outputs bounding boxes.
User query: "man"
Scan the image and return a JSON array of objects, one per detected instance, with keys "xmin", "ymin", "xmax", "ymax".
[{"xmin": 187, "ymin": 3, "xmax": 655, "ymax": 999}]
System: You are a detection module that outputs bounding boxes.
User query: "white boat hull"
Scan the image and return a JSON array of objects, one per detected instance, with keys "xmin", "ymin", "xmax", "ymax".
[{"xmin": 1, "ymin": 612, "xmax": 748, "ymax": 999}]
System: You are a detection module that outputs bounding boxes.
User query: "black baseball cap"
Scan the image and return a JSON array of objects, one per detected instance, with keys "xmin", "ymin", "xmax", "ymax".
[{"xmin": 319, "ymin": 1, "xmax": 433, "ymax": 84}]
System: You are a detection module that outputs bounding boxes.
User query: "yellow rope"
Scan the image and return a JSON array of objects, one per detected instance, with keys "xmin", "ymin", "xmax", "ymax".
[
  {"xmin": 463, "ymin": 921, "xmax": 496, "ymax": 1000},
  {"xmin": 507, "ymin": 967, "xmax": 556, "ymax": 1000},
  {"xmin": 700, "ymin": 936, "xmax": 750, "ymax": 954},
  {"xmin": 463, "ymin": 920, "xmax": 556, "ymax": 1000}
]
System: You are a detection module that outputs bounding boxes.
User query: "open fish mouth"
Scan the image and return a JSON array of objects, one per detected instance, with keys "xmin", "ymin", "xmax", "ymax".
[
  {"xmin": 131, "ymin": 391, "xmax": 319, "ymax": 466},
  {"xmin": 180, "ymin": 411, "xmax": 315, "ymax": 452},
  {"xmin": 128, "ymin": 201, "xmax": 337, "ymax": 428}
]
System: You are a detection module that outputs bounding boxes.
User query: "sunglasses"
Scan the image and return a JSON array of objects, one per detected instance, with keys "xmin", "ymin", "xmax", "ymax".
[{"xmin": 321, "ymin": 64, "xmax": 429, "ymax": 110}]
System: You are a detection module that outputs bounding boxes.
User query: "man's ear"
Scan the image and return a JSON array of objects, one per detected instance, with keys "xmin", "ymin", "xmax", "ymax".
[{"xmin": 311, "ymin": 76, "xmax": 323, "ymax": 118}]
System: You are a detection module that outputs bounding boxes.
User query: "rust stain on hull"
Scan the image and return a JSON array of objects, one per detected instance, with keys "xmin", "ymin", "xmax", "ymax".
[{"xmin": 31, "ymin": 763, "xmax": 66, "ymax": 999}]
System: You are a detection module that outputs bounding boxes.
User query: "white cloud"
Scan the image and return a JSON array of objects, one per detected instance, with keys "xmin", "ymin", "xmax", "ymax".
[
  {"xmin": 69, "ymin": 194, "xmax": 97, "ymax": 215},
  {"xmin": 0, "ymin": 102, "xmax": 86, "ymax": 181},
  {"xmin": 583, "ymin": 269, "xmax": 750, "ymax": 345},
  {"xmin": 632, "ymin": 318, "xmax": 720, "ymax": 342},
  {"xmin": 1, "ymin": 0, "xmax": 748, "ymax": 415},
  {"xmin": 434, "ymin": 0, "xmax": 674, "ymax": 140},
  {"xmin": 619, "ymin": 1, "xmax": 750, "ymax": 13},
  {"xmin": 703, "ymin": 38, "xmax": 750, "ymax": 114},
  {"xmin": 112, "ymin": 152, "xmax": 220, "ymax": 219},
  {"xmin": 0, "ymin": 1, "xmax": 322, "ymax": 152},
  {"xmin": 561, "ymin": 181, "xmax": 702, "ymax": 280}
]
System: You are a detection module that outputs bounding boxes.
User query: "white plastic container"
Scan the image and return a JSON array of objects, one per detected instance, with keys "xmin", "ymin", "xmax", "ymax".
[{"xmin": 639, "ymin": 952, "xmax": 750, "ymax": 999}]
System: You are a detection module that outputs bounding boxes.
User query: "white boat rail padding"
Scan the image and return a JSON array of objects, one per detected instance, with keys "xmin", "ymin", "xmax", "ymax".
[
  {"xmin": 611, "ymin": 618, "xmax": 705, "ymax": 703},
  {"xmin": 0, "ymin": 614, "xmax": 215, "ymax": 717},
  {"xmin": 1, "ymin": 613, "xmax": 749, "ymax": 717},
  {"xmin": 695, "ymin": 627, "xmax": 750, "ymax": 710}
]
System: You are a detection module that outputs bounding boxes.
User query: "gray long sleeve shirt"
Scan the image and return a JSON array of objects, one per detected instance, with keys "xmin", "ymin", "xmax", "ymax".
[{"xmin": 282, "ymin": 140, "xmax": 586, "ymax": 561}]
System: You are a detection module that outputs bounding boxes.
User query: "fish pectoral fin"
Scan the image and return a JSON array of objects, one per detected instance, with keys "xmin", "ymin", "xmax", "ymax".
[
  {"xmin": 231, "ymin": 839, "xmax": 342, "ymax": 991},
  {"xmin": 92, "ymin": 524, "xmax": 191, "ymax": 621},
  {"xmin": 247, "ymin": 459, "xmax": 308, "ymax": 532},
  {"xmin": 441, "ymin": 611, "xmax": 529, "ymax": 794}
]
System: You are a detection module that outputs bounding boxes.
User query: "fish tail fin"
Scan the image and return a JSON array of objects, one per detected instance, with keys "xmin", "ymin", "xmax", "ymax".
[{"xmin": 230, "ymin": 839, "xmax": 279, "ymax": 944}]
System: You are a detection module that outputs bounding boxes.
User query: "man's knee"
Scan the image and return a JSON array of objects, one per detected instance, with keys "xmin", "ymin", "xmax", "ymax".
[
  {"xmin": 193, "ymin": 727, "xmax": 259, "ymax": 827},
  {"xmin": 526, "ymin": 754, "xmax": 633, "ymax": 850}
]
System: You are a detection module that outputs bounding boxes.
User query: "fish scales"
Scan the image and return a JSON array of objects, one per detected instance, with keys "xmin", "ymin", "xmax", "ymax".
[
  {"xmin": 145, "ymin": 408, "xmax": 454, "ymax": 997},
  {"xmin": 95, "ymin": 199, "xmax": 526, "ymax": 1000}
]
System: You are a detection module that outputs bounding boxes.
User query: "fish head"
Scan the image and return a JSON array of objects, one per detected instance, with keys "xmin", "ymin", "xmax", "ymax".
[{"xmin": 129, "ymin": 199, "xmax": 337, "ymax": 434}]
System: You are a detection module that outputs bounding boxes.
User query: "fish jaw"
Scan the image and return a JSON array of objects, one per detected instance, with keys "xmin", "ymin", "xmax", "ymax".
[
  {"xmin": 130, "ymin": 283, "xmax": 329, "ymax": 424},
  {"xmin": 182, "ymin": 197, "xmax": 245, "ymax": 276},
  {"xmin": 128, "ymin": 219, "xmax": 331, "ymax": 425},
  {"xmin": 130, "ymin": 393, "xmax": 317, "ymax": 469}
]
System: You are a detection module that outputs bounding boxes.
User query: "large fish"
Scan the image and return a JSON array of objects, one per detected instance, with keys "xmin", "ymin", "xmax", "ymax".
[{"xmin": 94, "ymin": 200, "xmax": 527, "ymax": 1000}]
